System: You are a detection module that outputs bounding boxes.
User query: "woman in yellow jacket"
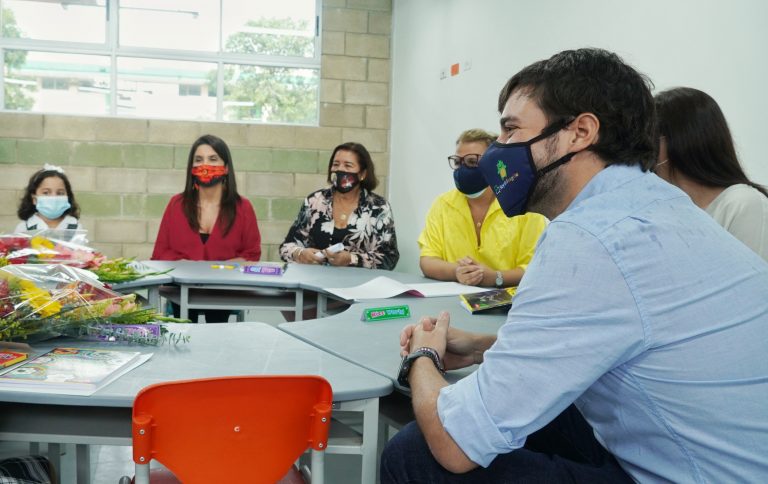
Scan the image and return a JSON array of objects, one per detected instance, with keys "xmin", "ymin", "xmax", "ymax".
[{"xmin": 418, "ymin": 129, "xmax": 548, "ymax": 287}]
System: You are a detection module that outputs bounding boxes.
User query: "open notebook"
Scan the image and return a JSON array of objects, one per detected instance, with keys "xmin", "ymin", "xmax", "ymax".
[{"xmin": 324, "ymin": 276, "xmax": 487, "ymax": 301}]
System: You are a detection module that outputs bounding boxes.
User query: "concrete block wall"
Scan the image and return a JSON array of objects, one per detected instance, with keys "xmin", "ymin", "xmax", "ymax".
[{"xmin": 0, "ymin": 0, "xmax": 392, "ymax": 262}]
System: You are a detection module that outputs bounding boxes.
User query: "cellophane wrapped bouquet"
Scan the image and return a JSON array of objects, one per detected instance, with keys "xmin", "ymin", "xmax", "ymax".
[
  {"xmin": 0, "ymin": 230, "xmax": 169, "ymax": 283},
  {"xmin": 0, "ymin": 264, "xmax": 187, "ymax": 345}
]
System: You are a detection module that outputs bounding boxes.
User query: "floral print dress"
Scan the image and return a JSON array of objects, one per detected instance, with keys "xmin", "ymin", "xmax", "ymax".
[{"xmin": 279, "ymin": 187, "xmax": 399, "ymax": 270}]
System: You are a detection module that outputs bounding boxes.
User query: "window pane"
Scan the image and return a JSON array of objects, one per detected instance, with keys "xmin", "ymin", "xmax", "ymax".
[
  {"xmin": 222, "ymin": 0, "xmax": 316, "ymax": 57},
  {"xmin": 117, "ymin": 57, "xmax": 216, "ymax": 120},
  {"xmin": 1, "ymin": 0, "xmax": 106, "ymax": 43},
  {"xmin": 119, "ymin": 0, "xmax": 219, "ymax": 52},
  {"xmin": 222, "ymin": 64, "xmax": 318, "ymax": 124},
  {"xmin": 3, "ymin": 50, "xmax": 110, "ymax": 114}
]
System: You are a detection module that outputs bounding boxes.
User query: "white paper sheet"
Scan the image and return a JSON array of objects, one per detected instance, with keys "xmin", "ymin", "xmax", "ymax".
[{"xmin": 324, "ymin": 276, "xmax": 487, "ymax": 301}]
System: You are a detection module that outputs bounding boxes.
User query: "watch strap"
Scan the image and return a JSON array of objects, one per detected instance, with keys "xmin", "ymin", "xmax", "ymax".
[
  {"xmin": 397, "ymin": 347, "xmax": 446, "ymax": 388},
  {"xmin": 495, "ymin": 270, "xmax": 504, "ymax": 287}
]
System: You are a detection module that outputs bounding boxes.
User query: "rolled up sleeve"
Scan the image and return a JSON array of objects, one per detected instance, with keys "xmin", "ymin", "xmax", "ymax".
[{"xmin": 438, "ymin": 372, "xmax": 526, "ymax": 467}]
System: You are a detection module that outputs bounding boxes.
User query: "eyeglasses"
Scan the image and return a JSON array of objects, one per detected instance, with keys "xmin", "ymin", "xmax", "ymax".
[{"xmin": 447, "ymin": 154, "xmax": 482, "ymax": 169}]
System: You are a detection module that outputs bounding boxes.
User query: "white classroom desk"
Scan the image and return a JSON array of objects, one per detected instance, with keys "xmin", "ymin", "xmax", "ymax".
[
  {"xmin": 279, "ymin": 296, "xmax": 509, "ymax": 390},
  {"xmin": 0, "ymin": 323, "xmax": 392, "ymax": 484},
  {"xmin": 144, "ymin": 261, "xmax": 430, "ymax": 321}
]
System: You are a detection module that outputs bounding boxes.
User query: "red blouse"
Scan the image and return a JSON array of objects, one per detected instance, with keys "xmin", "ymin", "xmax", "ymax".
[{"xmin": 151, "ymin": 194, "xmax": 262, "ymax": 261}]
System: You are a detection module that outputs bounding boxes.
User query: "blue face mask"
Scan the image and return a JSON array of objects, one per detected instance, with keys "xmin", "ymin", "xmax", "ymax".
[
  {"xmin": 35, "ymin": 195, "xmax": 71, "ymax": 219},
  {"xmin": 453, "ymin": 165, "xmax": 487, "ymax": 198},
  {"xmin": 478, "ymin": 119, "xmax": 576, "ymax": 217}
]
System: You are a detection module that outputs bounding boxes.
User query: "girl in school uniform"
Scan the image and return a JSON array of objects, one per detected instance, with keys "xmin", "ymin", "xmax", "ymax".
[{"xmin": 15, "ymin": 164, "xmax": 83, "ymax": 233}]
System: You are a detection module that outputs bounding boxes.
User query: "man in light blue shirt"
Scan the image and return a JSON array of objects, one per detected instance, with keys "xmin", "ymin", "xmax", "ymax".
[{"xmin": 383, "ymin": 48, "xmax": 768, "ymax": 483}]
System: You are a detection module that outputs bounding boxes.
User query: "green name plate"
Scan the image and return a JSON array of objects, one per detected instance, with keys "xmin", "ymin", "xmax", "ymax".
[{"xmin": 362, "ymin": 305, "xmax": 411, "ymax": 322}]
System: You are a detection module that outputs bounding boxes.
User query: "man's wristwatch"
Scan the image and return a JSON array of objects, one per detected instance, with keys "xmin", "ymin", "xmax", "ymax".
[
  {"xmin": 349, "ymin": 253, "xmax": 359, "ymax": 266},
  {"xmin": 397, "ymin": 347, "xmax": 446, "ymax": 388},
  {"xmin": 495, "ymin": 271, "xmax": 504, "ymax": 287}
]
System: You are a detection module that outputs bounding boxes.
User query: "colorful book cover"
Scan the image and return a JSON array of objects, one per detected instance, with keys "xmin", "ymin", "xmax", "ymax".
[
  {"xmin": 0, "ymin": 347, "xmax": 142, "ymax": 392},
  {"xmin": 241, "ymin": 262, "xmax": 287, "ymax": 276},
  {"xmin": 459, "ymin": 287, "xmax": 516, "ymax": 314},
  {"xmin": 0, "ymin": 350, "xmax": 27, "ymax": 368}
]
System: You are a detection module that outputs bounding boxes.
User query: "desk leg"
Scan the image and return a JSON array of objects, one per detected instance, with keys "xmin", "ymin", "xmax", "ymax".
[
  {"xmin": 330, "ymin": 398, "xmax": 380, "ymax": 484},
  {"xmin": 294, "ymin": 289, "xmax": 304, "ymax": 322},
  {"xmin": 47, "ymin": 443, "xmax": 61, "ymax": 484},
  {"xmin": 361, "ymin": 398, "xmax": 380, "ymax": 484},
  {"xmin": 317, "ymin": 293, "xmax": 328, "ymax": 318},
  {"xmin": 147, "ymin": 287, "xmax": 160, "ymax": 311},
  {"xmin": 180, "ymin": 286, "xmax": 189, "ymax": 320},
  {"xmin": 76, "ymin": 444, "xmax": 91, "ymax": 484}
]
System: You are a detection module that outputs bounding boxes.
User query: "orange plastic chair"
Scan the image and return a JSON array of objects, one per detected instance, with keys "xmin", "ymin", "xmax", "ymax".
[{"xmin": 129, "ymin": 375, "xmax": 333, "ymax": 484}]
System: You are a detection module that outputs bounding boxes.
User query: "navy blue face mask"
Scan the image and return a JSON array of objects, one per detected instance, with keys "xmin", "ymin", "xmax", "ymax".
[
  {"xmin": 479, "ymin": 118, "xmax": 576, "ymax": 217},
  {"xmin": 453, "ymin": 165, "xmax": 487, "ymax": 198}
]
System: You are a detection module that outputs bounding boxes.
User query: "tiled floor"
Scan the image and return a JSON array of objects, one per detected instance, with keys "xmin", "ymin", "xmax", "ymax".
[
  {"xmin": 93, "ymin": 444, "xmax": 363, "ymax": 484},
  {"xmin": 0, "ymin": 441, "xmax": 364, "ymax": 483}
]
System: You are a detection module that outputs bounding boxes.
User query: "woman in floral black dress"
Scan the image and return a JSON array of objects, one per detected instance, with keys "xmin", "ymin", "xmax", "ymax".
[{"xmin": 279, "ymin": 142, "xmax": 399, "ymax": 270}]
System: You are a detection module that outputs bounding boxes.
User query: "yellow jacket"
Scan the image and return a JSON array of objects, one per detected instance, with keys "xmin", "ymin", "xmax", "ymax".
[{"xmin": 418, "ymin": 189, "xmax": 548, "ymax": 270}]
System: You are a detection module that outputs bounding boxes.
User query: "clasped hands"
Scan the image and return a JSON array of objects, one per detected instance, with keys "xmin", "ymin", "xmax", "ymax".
[
  {"xmin": 400, "ymin": 311, "xmax": 479, "ymax": 371},
  {"xmin": 455, "ymin": 256, "xmax": 491, "ymax": 286},
  {"xmin": 295, "ymin": 247, "xmax": 352, "ymax": 266}
]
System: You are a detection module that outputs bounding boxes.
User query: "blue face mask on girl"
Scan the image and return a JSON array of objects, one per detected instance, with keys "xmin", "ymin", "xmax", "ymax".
[
  {"xmin": 478, "ymin": 118, "xmax": 577, "ymax": 217},
  {"xmin": 35, "ymin": 196, "xmax": 71, "ymax": 219}
]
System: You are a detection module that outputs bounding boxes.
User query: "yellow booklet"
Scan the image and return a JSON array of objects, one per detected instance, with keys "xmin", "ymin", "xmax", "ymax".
[{"xmin": 459, "ymin": 287, "xmax": 516, "ymax": 314}]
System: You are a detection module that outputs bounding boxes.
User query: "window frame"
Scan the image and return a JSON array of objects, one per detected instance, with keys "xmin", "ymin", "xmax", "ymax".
[{"xmin": 0, "ymin": 0, "xmax": 322, "ymax": 124}]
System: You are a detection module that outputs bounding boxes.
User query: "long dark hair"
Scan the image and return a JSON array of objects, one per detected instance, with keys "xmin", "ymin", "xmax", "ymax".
[
  {"xmin": 326, "ymin": 142, "xmax": 379, "ymax": 191},
  {"xmin": 18, "ymin": 169, "xmax": 80, "ymax": 220},
  {"xmin": 655, "ymin": 87, "xmax": 767, "ymax": 197},
  {"xmin": 182, "ymin": 134, "xmax": 241, "ymax": 236}
]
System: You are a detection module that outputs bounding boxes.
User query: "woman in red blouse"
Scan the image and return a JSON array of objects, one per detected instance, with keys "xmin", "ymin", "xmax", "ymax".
[
  {"xmin": 152, "ymin": 134, "xmax": 261, "ymax": 321},
  {"xmin": 152, "ymin": 134, "xmax": 261, "ymax": 261}
]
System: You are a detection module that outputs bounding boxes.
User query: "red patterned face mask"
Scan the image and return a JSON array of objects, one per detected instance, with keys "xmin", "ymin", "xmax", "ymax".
[{"xmin": 191, "ymin": 164, "xmax": 229, "ymax": 188}]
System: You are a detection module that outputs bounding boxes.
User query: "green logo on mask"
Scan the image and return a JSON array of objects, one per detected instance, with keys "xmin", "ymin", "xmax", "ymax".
[{"xmin": 496, "ymin": 160, "xmax": 507, "ymax": 181}]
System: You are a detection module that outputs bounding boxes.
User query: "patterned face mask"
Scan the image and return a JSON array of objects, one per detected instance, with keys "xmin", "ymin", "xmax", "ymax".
[
  {"xmin": 191, "ymin": 165, "xmax": 229, "ymax": 188},
  {"xmin": 330, "ymin": 171, "xmax": 361, "ymax": 194}
]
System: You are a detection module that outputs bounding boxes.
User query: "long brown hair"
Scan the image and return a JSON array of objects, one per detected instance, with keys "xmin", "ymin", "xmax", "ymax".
[
  {"xmin": 182, "ymin": 134, "xmax": 241, "ymax": 236},
  {"xmin": 655, "ymin": 87, "xmax": 767, "ymax": 197}
]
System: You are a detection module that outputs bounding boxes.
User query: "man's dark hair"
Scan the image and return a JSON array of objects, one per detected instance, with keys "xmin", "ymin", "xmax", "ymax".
[
  {"xmin": 498, "ymin": 48, "xmax": 657, "ymax": 170},
  {"xmin": 655, "ymin": 87, "xmax": 767, "ymax": 197}
]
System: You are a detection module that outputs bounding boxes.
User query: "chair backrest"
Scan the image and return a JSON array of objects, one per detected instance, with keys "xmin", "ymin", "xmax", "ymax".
[{"xmin": 131, "ymin": 375, "xmax": 333, "ymax": 484}]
